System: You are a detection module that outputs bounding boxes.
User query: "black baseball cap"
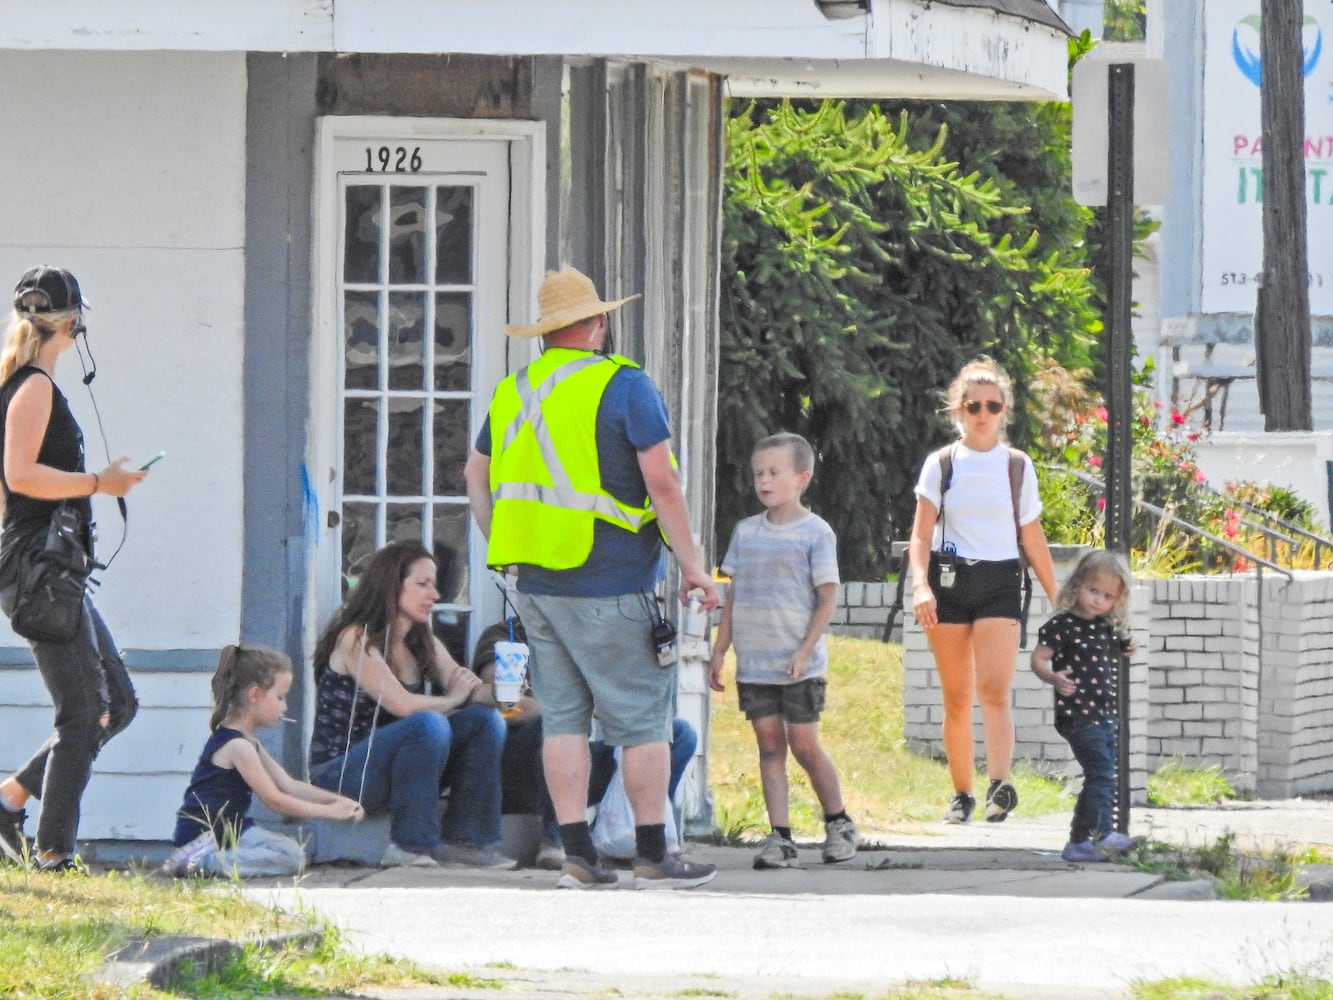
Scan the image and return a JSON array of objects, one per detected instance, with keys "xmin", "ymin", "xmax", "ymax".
[{"xmin": 13, "ymin": 266, "xmax": 86, "ymax": 314}]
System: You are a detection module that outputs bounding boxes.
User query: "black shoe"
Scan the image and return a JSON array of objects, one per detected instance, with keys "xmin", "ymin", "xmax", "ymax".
[
  {"xmin": 985, "ymin": 779, "xmax": 1018, "ymax": 823},
  {"xmin": 943, "ymin": 792, "xmax": 975, "ymax": 824},
  {"xmin": 0, "ymin": 806, "xmax": 29, "ymax": 865},
  {"xmin": 35, "ymin": 856, "xmax": 86, "ymax": 874}
]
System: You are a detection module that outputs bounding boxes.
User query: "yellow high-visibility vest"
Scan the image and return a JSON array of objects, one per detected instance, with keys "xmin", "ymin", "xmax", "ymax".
[{"xmin": 486, "ymin": 347, "xmax": 658, "ymax": 570}]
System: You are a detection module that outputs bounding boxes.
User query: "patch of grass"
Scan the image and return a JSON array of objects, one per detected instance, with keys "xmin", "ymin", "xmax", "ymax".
[
  {"xmin": 0, "ymin": 865, "xmax": 488, "ymax": 999},
  {"xmin": 1133, "ymin": 972, "xmax": 1333, "ymax": 999},
  {"xmin": 1147, "ymin": 758, "xmax": 1237, "ymax": 806},
  {"xmin": 673, "ymin": 989, "xmax": 737, "ymax": 998},
  {"xmin": 709, "ymin": 636, "xmax": 1069, "ymax": 841},
  {"xmin": 1129, "ymin": 832, "xmax": 1309, "ymax": 901}
]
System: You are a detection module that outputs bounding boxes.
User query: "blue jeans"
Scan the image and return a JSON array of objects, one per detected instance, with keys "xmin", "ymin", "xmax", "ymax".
[
  {"xmin": 313, "ymin": 704, "xmax": 505, "ymax": 853},
  {"xmin": 1062, "ymin": 719, "xmax": 1118, "ymax": 843},
  {"xmin": 15, "ymin": 598, "xmax": 138, "ymax": 856}
]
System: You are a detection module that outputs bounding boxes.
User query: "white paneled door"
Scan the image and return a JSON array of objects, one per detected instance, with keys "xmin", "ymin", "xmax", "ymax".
[{"xmin": 313, "ymin": 119, "xmax": 544, "ymax": 660}]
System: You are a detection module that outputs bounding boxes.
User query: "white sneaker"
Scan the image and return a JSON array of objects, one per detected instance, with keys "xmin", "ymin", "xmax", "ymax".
[
  {"xmin": 163, "ymin": 832, "xmax": 217, "ymax": 877},
  {"xmin": 380, "ymin": 842, "xmax": 438, "ymax": 868}
]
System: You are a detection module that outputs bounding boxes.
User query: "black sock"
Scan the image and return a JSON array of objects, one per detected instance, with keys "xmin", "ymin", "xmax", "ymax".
[
  {"xmin": 559, "ymin": 822, "xmax": 596, "ymax": 865},
  {"xmin": 773, "ymin": 826, "xmax": 793, "ymax": 842},
  {"xmin": 635, "ymin": 823, "xmax": 667, "ymax": 863},
  {"xmin": 824, "ymin": 810, "xmax": 849, "ymax": 824}
]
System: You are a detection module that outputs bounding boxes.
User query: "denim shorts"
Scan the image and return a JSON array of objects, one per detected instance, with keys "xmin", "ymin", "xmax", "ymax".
[
  {"xmin": 929, "ymin": 553, "xmax": 1022, "ymax": 624},
  {"xmin": 513, "ymin": 591, "xmax": 675, "ymax": 746},
  {"xmin": 737, "ymin": 677, "xmax": 827, "ymax": 724}
]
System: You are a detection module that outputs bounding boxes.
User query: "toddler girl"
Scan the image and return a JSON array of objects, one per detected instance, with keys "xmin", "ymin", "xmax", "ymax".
[
  {"xmin": 1030, "ymin": 550, "xmax": 1136, "ymax": 863},
  {"xmin": 166, "ymin": 644, "xmax": 364, "ymax": 877}
]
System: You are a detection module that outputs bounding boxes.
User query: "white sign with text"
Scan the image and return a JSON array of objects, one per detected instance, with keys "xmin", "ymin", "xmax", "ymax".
[{"xmin": 1201, "ymin": 0, "xmax": 1333, "ymax": 315}]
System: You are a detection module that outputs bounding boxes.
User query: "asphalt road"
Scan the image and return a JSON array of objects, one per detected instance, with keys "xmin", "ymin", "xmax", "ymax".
[{"xmin": 252, "ymin": 881, "xmax": 1333, "ymax": 998}]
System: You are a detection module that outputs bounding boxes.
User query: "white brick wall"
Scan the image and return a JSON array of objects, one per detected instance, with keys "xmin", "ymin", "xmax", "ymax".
[
  {"xmin": 726, "ymin": 554, "xmax": 1333, "ymax": 800},
  {"xmin": 888, "ymin": 557, "xmax": 1333, "ymax": 800}
]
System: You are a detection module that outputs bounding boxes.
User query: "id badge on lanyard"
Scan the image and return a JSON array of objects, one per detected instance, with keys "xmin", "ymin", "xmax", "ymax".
[{"xmin": 937, "ymin": 542, "xmax": 957, "ymax": 590}]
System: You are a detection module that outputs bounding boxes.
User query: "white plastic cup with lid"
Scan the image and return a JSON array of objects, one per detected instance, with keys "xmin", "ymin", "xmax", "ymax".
[{"xmin": 493, "ymin": 639, "xmax": 529, "ymax": 706}]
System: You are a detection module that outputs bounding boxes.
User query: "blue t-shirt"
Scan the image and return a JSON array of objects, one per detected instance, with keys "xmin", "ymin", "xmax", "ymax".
[{"xmin": 477, "ymin": 359, "xmax": 671, "ymax": 597}]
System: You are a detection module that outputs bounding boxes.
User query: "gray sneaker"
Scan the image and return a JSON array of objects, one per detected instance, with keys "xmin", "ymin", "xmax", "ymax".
[
  {"xmin": 534, "ymin": 839, "xmax": 567, "ymax": 871},
  {"xmin": 821, "ymin": 817, "xmax": 860, "ymax": 864},
  {"xmin": 433, "ymin": 843, "xmax": 516, "ymax": 869},
  {"xmin": 380, "ymin": 842, "xmax": 438, "ymax": 868},
  {"xmin": 556, "ymin": 854, "xmax": 620, "ymax": 890},
  {"xmin": 633, "ymin": 854, "xmax": 718, "ymax": 890},
  {"xmin": 753, "ymin": 832, "xmax": 801, "ymax": 869}
]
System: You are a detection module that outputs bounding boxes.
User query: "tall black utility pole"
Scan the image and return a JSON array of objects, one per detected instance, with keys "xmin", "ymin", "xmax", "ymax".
[
  {"xmin": 1255, "ymin": 0, "xmax": 1312, "ymax": 431},
  {"xmin": 1104, "ymin": 63, "xmax": 1135, "ymax": 559},
  {"xmin": 1104, "ymin": 62, "xmax": 1135, "ymax": 836}
]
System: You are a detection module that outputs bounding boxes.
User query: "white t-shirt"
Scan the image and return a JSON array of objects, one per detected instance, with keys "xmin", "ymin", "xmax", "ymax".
[
  {"xmin": 720, "ymin": 511, "xmax": 840, "ymax": 685},
  {"xmin": 913, "ymin": 442, "xmax": 1041, "ymax": 561}
]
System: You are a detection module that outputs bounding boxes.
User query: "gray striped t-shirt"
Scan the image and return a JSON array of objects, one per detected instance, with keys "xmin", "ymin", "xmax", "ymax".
[{"xmin": 721, "ymin": 510, "xmax": 840, "ymax": 685}]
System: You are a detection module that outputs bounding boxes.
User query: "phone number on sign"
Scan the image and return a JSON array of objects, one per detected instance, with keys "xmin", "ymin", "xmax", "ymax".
[{"xmin": 1219, "ymin": 272, "xmax": 1327, "ymax": 287}]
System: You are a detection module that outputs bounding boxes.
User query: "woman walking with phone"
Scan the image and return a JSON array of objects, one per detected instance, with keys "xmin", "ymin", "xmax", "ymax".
[
  {"xmin": 906, "ymin": 357, "xmax": 1057, "ymax": 825},
  {"xmin": 0, "ymin": 266, "xmax": 148, "ymax": 872}
]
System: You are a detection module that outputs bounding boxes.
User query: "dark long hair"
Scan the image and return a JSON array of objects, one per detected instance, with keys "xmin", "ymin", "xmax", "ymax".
[{"xmin": 312, "ymin": 541, "xmax": 436, "ymax": 680}]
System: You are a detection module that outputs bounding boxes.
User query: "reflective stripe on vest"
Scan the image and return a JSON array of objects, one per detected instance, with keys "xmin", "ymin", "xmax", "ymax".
[{"xmin": 486, "ymin": 349, "xmax": 656, "ymax": 569}]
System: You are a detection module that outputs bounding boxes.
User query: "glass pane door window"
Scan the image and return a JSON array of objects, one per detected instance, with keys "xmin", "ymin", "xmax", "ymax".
[{"xmin": 338, "ymin": 180, "xmax": 477, "ymax": 658}]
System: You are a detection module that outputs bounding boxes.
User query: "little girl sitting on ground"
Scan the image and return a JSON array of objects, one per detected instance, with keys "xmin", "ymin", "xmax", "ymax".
[{"xmin": 166, "ymin": 644, "xmax": 364, "ymax": 877}]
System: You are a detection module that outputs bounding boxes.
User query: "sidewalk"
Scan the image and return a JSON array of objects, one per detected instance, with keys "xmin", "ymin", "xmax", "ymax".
[
  {"xmin": 111, "ymin": 800, "xmax": 1333, "ymax": 1000},
  {"xmin": 274, "ymin": 797, "xmax": 1333, "ymax": 899}
]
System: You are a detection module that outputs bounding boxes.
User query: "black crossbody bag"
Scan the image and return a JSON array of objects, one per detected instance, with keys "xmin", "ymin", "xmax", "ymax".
[{"xmin": 10, "ymin": 500, "xmax": 101, "ymax": 643}]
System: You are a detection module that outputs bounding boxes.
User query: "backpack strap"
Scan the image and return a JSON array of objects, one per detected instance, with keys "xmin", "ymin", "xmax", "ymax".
[
  {"xmin": 935, "ymin": 445, "xmax": 954, "ymax": 523},
  {"xmin": 1007, "ymin": 448, "xmax": 1027, "ymax": 569},
  {"xmin": 1008, "ymin": 447, "xmax": 1034, "ymax": 647}
]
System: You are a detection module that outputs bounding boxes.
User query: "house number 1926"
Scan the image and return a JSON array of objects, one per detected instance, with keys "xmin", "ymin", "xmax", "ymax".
[{"xmin": 363, "ymin": 146, "xmax": 423, "ymax": 172}]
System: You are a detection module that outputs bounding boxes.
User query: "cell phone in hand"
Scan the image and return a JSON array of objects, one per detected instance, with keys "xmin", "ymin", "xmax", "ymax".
[{"xmin": 139, "ymin": 451, "xmax": 166, "ymax": 471}]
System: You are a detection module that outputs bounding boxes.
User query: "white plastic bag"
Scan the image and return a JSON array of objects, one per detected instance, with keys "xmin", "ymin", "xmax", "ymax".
[{"xmin": 590, "ymin": 747, "xmax": 679, "ymax": 860}]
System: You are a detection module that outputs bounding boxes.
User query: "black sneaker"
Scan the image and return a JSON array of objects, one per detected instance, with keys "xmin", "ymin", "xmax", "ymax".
[
  {"xmin": 943, "ymin": 792, "xmax": 975, "ymax": 824},
  {"xmin": 556, "ymin": 854, "xmax": 620, "ymax": 890},
  {"xmin": 632, "ymin": 854, "xmax": 718, "ymax": 890},
  {"xmin": 0, "ymin": 806, "xmax": 29, "ymax": 865},
  {"xmin": 985, "ymin": 779, "xmax": 1018, "ymax": 823},
  {"xmin": 35, "ymin": 856, "xmax": 86, "ymax": 875}
]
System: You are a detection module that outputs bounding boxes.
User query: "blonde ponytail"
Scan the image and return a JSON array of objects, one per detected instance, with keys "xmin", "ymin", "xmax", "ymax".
[{"xmin": 0, "ymin": 314, "xmax": 47, "ymax": 383}]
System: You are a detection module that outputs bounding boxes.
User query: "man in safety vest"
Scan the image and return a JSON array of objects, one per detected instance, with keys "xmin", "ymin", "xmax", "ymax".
[{"xmin": 464, "ymin": 267, "xmax": 720, "ymax": 891}]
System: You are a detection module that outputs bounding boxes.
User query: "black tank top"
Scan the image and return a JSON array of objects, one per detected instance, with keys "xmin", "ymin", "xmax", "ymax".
[{"xmin": 0, "ymin": 365, "xmax": 90, "ymax": 565}]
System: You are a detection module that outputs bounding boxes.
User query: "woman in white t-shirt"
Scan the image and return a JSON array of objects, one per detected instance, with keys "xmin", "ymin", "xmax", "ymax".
[{"xmin": 907, "ymin": 358, "xmax": 1057, "ymax": 826}]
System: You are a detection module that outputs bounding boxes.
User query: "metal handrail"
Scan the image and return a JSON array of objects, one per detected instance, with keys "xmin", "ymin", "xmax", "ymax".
[
  {"xmin": 1040, "ymin": 464, "xmax": 1293, "ymax": 580},
  {"xmin": 1195, "ymin": 480, "xmax": 1333, "ymax": 569}
]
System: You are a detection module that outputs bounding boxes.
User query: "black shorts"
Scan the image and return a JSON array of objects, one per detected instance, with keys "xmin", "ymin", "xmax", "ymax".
[
  {"xmin": 928, "ymin": 553, "xmax": 1022, "ymax": 624},
  {"xmin": 737, "ymin": 678, "xmax": 827, "ymax": 723}
]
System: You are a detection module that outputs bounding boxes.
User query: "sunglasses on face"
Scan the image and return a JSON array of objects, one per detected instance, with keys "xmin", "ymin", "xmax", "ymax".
[{"xmin": 963, "ymin": 399, "xmax": 1005, "ymax": 415}]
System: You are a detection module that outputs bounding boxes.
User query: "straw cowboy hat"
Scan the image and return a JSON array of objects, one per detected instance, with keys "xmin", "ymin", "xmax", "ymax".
[{"xmin": 505, "ymin": 266, "xmax": 640, "ymax": 339}]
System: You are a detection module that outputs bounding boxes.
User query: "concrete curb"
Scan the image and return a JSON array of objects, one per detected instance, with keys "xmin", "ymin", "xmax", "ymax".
[{"xmin": 99, "ymin": 930, "xmax": 322, "ymax": 990}]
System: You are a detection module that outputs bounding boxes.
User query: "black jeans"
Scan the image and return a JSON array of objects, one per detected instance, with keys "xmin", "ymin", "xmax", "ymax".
[{"xmin": 13, "ymin": 597, "xmax": 138, "ymax": 855}]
